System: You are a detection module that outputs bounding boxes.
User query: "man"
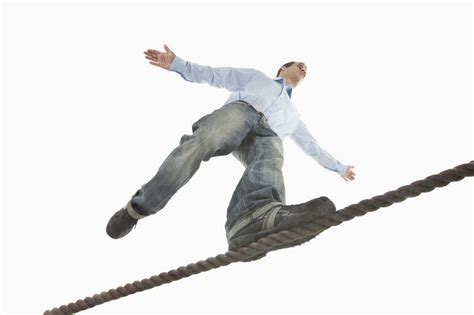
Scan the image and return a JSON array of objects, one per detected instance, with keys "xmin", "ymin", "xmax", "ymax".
[{"xmin": 106, "ymin": 44, "xmax": 356, "ymax": 255}]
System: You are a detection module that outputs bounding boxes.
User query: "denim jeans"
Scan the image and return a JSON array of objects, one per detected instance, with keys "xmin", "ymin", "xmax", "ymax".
[{"xmin": 131, "ymin": 100, "xmax": 286, "ymax": 232}]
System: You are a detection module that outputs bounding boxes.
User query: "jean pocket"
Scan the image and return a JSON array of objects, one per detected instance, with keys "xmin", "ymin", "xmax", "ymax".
[{"xmin": 256, "ymin": 116, "xmax": 278, "ymax": 137}]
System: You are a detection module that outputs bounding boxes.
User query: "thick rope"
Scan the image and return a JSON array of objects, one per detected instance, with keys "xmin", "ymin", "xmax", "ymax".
[{"xmin": 44, "ymin": 160, "xmax": 473, "ymax": 314}]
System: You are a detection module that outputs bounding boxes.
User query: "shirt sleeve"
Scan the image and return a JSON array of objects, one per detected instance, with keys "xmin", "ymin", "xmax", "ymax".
[
  {"xmin": 169, "ymin": 55, "xmax": 259, "ymax": 92},
  {"xmin": 290, "ymin": 119, "xmax": 348, "ymax": 176}
]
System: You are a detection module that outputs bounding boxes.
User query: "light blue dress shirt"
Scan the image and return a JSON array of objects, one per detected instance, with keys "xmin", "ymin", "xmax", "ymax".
[{"xmin": 169, "ymin": 56, "xmax": 348, "ymax": 176}]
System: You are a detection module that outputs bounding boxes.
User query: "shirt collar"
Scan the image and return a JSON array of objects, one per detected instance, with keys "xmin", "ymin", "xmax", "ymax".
[{"xmin": 274, "ymin": 76, "xmax": 293, "ymax": 98}]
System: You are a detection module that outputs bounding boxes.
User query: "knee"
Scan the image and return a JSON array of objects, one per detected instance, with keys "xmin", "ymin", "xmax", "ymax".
[
  {"xmin": 179, "ymin": 132, "xmax": 218, "ymax": 149},
  {"xmin": 177, "ymin": 132, "xmax": 226, "ymax": 162},
  {"xmin": 179, "ymin": 134, "xmax": 193, "ymax": 145}
]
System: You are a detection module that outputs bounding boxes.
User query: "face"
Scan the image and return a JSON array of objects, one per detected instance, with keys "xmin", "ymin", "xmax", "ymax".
[{"xmin": 280, "ymin": 62, "xmax": 307, "ymax": 87}]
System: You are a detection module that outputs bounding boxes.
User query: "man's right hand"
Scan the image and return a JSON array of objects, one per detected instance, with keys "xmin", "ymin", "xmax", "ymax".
[{"xmin": 144, "ymin": 44, "xmax": 176, "ymax": 70}]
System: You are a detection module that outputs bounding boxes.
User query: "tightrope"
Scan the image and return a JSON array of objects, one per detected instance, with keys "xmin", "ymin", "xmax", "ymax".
[{"xmin": 44, "ymin": 160, "xmax": 473, "ymax": 314}]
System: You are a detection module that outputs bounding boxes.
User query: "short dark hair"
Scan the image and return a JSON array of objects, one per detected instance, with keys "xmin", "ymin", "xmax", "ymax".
[{"xmin": 277, "ymin": 61, "xmax": 297, "ymax": 77}]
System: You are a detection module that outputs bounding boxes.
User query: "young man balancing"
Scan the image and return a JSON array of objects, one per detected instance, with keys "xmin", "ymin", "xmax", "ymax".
[{"xmin": 106, "ymin": 44, "xmax": 356, "ymax": 255}]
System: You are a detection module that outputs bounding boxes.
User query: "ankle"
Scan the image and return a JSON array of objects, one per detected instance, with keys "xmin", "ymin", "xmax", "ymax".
[{"xmin": 126, "ymin": 200, "xmax": 147, "ymax": 220}]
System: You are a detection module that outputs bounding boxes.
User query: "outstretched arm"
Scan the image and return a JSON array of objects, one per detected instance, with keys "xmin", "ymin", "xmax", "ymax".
[
  {"xmin": 290, "ymin": 119, "xmax": 356, "ymax": 181},
  {"xmin": 144, "ymin": 44, "xmax": 259, "ymax": 92}
]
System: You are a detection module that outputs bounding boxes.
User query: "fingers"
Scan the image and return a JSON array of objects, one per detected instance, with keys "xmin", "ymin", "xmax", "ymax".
[
  {"xmin": 144, "ymin": 49, "xmax": 156, "ymax": 55},
  {"xmin": 144, "ymin": 44, "xmax": 172, "ymax": 57},
  {"xmin": 144, "ymin": 49, "xmax": 163, "ymax": 58},
  {"xmin": 149, "ymin": 61, "xmax": 162, "ymax": 67},
  {"xmin": 342, "ymin": 172, "xmax": 349, "ymax": 181},
  {"xmin": 145, "ymin": 48, "xmax": 160, "ymax": 54},
  {"xmin": 343, "ymin": 168, "xmax": 356, "ymax": 181},
  {"xmin": 144, "ymin": 50, "xmax": 159, "ymax": 59},
  {"xmin": 345, "ymin": 165, "xmax": 356, "ymax": 181},
  {"xmin": 143, "ymin": 45, "xmax": 173, "ymax": 64},
  {"xmin": 145, "ymin": 55, "xmax": 158, "ymax": 62},
  {"xmin": 144, "ymin": 50, "xmax": 163, "ymax": 65}
]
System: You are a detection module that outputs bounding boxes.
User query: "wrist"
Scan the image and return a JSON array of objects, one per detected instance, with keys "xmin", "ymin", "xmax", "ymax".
[{"xmin": 169, "ymin": 55, "xmax": 186, "ymax": 72}]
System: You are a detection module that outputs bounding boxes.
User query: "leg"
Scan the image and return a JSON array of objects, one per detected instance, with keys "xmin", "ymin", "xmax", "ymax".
[
  {"xmin": 131, "ymin": 100, "xmax": 261, "ymax": 216},
  {"xmin": 224, "ymin": 117, "xmax": 336, "ymax": 258},
  {"xmin": 225, "ymin": 114, "xmax": 286, "ymax": 231}
]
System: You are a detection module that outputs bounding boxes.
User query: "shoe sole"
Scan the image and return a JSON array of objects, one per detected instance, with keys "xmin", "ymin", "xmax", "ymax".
[
  {"xmin": 239, "ymin": 233, "xmax": 320, "ymax": 262},
  {"xmin": 106, "ymin": 207, "xmax": 138, "ymax": 239},
  {"xmin": 228, "ymin": 199, "xmax": 335, "ymax": 262}
]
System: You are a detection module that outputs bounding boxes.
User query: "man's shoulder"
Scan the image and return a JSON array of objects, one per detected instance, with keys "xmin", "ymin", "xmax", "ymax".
[{"xmin": 245, "ymin": 69, "xmax": 277, "ymax": 83}]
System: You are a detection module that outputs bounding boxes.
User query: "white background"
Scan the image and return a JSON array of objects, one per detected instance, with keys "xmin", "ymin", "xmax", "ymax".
[{"xmin": 1, "ymin": 0, "xmax": 472, "ymax": 314}]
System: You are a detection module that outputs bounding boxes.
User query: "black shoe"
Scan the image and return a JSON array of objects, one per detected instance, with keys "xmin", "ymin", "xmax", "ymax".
[
  {"xmin": 106, "ymin": 201, "xmax": 140, "ymax": 239},
  {"xmin": 227, "ymin": 196, "xmax": 336, "ymax": 261}
]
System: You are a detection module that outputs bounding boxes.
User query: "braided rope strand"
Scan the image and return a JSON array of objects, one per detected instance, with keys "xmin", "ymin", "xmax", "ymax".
[{"xmin": 44, "ymin": 161, "xmax": 473, "ymax": 314}]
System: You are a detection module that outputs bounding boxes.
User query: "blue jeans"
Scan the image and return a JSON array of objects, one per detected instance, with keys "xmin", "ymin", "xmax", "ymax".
[{"xmin": 131, "ymin": 100, "xmax": 286, "ymax": 232}]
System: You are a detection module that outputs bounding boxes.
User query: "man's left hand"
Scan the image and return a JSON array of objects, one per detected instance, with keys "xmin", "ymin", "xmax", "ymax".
[{"xmin": 342, "ymin": 165, "xmax": 356, "ymax": 182}]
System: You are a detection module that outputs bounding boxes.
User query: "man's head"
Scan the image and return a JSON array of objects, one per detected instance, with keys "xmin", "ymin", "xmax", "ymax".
[{"xmin": 277, "ymin": 61, "xmax": 307, "ymax": 88}]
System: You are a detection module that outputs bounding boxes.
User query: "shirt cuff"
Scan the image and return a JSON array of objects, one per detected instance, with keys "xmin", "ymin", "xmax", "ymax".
[
  {"xmin": 337, "ymin": 163, "xmax": 348, "ymax": 176},
  {"xmin": 169, "ymin": 55, "xmax": 187, "ymax": 73}
]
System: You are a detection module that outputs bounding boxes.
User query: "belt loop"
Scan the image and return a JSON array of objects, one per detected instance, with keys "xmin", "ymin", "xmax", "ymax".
[{"xmin": 237, "ymin": 99, "xmax": 260, "ymax": 116}]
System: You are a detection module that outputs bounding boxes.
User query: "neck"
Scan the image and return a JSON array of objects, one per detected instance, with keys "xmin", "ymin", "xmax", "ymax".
[{"xmin": 281, "ymin": 76, "xmax": 295, "ymax": 88}]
